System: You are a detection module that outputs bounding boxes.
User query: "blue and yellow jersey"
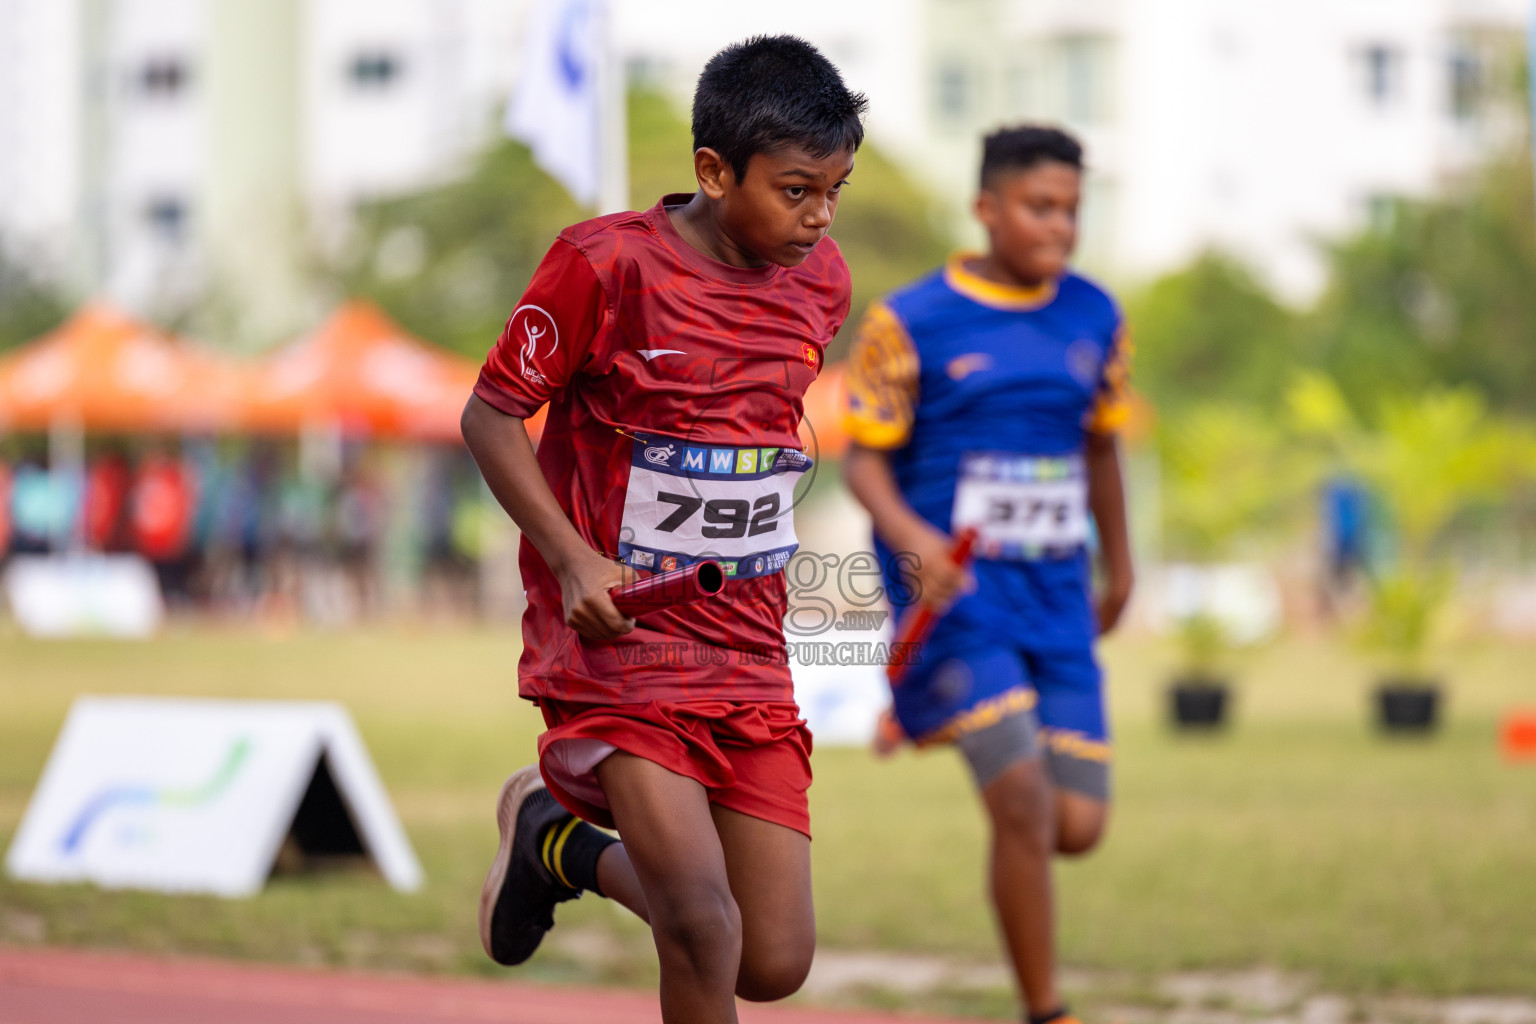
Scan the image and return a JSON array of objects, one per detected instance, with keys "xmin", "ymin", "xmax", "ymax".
[{"xmin": 844, "ymin": 255, "xmax": 1132, "ymax": 651}]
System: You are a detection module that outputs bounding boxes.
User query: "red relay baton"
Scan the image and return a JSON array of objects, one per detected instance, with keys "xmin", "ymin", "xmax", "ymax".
[
  {"xmin": 610, "ymin": 560, "xmax": 726, "ymax": 618},
  {"xmin": 886, "ymin": 527, "xmax": 978, "ymax": 686}
]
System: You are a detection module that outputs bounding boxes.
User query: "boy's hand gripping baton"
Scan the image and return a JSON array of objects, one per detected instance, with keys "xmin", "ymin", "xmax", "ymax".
[
  {"xmin": 886, "ymin": 527, "xmax": 978, "ymax": 686},
  {"xmin": 610, "ymin": 560, "xmax": 726, "ymax": 618}
]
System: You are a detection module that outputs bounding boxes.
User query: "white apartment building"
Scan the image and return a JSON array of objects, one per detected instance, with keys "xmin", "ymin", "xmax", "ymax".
[
  {"xmin": 0, "ymin": 0, "xmax": 1528, "ymax": 329},
  {"xmin": 0, "ymin": 0, "xmax": 523, "ymax": 343},
  {"xmin": 914, "ymin": 0, "xmax": 1532, "ymax": 297}
]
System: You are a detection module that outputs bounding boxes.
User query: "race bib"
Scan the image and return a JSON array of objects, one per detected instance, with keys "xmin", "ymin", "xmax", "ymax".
[
  {"xmin": 618, "ymin": 435, "xmax": 811, "ymax": 580},
  {"xmin": 951, "ymin": 452, "xmax": 1088, "ymax": 560}
]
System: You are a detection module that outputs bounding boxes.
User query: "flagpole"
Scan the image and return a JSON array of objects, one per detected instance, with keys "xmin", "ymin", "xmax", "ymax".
[{"xmin": 597, "ymin": 0, "xmax": 628, "ymax": 214}]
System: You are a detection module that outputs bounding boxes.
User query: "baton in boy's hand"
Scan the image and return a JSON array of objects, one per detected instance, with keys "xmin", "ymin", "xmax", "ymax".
[
  {"xmin": 610, "ymin": 559, "xmax": 726, "ymax": 618},
  {"xmin": 886, "ymin": 527, "xmax": 978, "ymax": 686}
]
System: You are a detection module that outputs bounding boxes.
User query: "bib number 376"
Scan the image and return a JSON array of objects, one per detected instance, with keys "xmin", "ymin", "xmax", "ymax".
[{"xmin": 951, "ymin": 452, "xmax": 1088, "ymax": 559}]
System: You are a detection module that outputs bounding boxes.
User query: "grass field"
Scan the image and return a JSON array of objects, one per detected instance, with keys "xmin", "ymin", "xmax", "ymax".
[{"xmin": 3, "ymin": 625, "xmax": 1535, "ymax": 1017}]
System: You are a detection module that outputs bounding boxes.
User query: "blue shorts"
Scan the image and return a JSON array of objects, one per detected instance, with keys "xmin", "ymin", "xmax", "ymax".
[{"xmin": 894, "ymin": 625, "xmax": 1111, "ymax": 799}]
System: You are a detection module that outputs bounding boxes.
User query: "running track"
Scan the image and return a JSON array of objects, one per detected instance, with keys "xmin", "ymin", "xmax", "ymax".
[{"xmin": 0, "ymin": 946, "xmax": 978, "ymax": 1024}]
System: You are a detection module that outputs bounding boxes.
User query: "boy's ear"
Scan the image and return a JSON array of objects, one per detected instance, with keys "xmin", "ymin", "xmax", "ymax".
[
  {"xmin": 693, "ymin": 147, "xmax": 734, "ymax": 200},
  {"xmin": 974, "ymin": 188, "xmax": 1000, "ymax": 232}
]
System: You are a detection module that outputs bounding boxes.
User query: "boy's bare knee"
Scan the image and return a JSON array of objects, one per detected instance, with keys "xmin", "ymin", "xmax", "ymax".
[
  {"xmin": 1056, "ymin": 818, "xmax": 1104, "ymax": 856},
  {"xmin": 983, "ymin": 761, "xmax": 1055, "ymax": 852},
  {"xmin": 1055, "ymin": 794, "xmax": 1109, "ymax": 856},
  {"xmin": 650, "ymin": 883, "xmax": 742, "ymax": 972},
  {"xmin": 736, "ymin": 939, "xmax": 814, "ymax": 1002}
]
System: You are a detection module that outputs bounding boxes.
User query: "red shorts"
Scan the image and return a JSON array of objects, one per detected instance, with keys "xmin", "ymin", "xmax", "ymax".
[{"xmin": 536, "ymin": 698, "xmax": 814, "ymax": 838}]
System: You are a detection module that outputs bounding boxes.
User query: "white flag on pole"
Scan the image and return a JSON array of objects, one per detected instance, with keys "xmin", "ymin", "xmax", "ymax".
[{"xmin": 506, "ymin": 0, "xmax": 604, "ymax": 208}]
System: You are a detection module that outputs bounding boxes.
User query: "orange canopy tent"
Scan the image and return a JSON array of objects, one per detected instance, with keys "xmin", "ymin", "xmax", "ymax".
[
  {"xmin": 0, "ymin": 303, "xmax": 245, "ymax": 434},
  {"xmin": 242, "ymin": 301, "xmax": 489, "ymax": 443}
]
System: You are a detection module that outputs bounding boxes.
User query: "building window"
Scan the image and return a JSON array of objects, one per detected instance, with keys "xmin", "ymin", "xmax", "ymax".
[
  {"xmin": 936, "ymin": 62, "xmax": 971, "ymax": 122},
  {"xmin": 1361, "ymin": 193, "xmax": 1396, "ymax": 234},
  {"xmin": 1357, "ymin": 44, "xmax": 1403, "ymax": 108},
  {"xmin": 1005, "ymin": 60, "xmax": 1037, "ymax": 117},
  {"xmin": 145, "ymin": 197, "xmax": 188, "ymax": 243},
  {"xmin": 1448, "ymin": 47, "xmax": 1480, "ymax": 122},
  {"xmin": 139, "ymin": 57, "xmax": 189, "ymax": 98},
  {"xmin": 350, "ymin": 52, "xmax": 402, "ymax": 90},
  {"xmin": 1058, "ymin": 36, "xmax": 1113, "ymax": 128}
]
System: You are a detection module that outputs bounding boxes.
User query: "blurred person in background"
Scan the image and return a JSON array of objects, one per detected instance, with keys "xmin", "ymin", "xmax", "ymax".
[
  {"xmin": 0, "ymin": 454, "xmax": 11, "ymax": 558},
  {"xmin": 130, "ymin": 446, "xmax": 198, "ymax": 603},
  {"xmin": 269, "ymin": 459, "xmax": 326, "ymax": 620},
  {"xmin": 10, "ymin": 453, "xmax": 77, "ymax": 555},
  {"xmin": 83, "ymin": 448, "xmax": 132, "ymax": 552},
  {"xmin": 420, "ymin": 449, "xmax": 483, "ymax": 618},
  {"xmin": 843, "ymin": 125, "xmax": 1134, "ymax": 1024},
  {"xmin": 1319, "ymin": 474, "xmax": 1372, "ymax": 620},
  {"xmin": 334, "ymin": 459, "xmax": 383, "ymax": 617}
]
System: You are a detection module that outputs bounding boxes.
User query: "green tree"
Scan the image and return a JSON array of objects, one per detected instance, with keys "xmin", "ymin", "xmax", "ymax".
[
  {"xmin": 329, "ymin": 131, "xmax": 587, "ymax": 360},
  {"xmin": 0, "ymin": 245, "xmax": 70, "ymax": 353},
  {"xmin": 1158, "ymin": 402, "xmax": 1300, "ymax": 563},
  {"xmin": 824, "ymin": 145, "xmax": 953, "ymax": 359},
  {"xmin": 1303, "ymin": 155, "xmax": 1536, "ymax": 416},
  {"xmin": 1125, "ymin": 253, "xmax": 1301, "ymax": 415},
  {"xmin": 333, "ymin": 89, "xmax": 952, "ymax": 361}
]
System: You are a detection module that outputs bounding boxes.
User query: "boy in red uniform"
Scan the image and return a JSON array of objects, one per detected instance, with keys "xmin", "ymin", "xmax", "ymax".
[{"xmin": 461, "ymin": 36, "xmax": 866, "ymax": 1024}]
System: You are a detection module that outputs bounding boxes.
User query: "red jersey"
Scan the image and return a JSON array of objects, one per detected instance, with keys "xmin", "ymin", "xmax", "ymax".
[{"xmin": 474, "ymin": 194, "xmax": 851, "ymax": 705}]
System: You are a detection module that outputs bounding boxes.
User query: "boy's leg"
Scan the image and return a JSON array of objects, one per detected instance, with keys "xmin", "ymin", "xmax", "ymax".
[
  {"xmin": 711, "ymin": 804, "xmax": 814, "ymax": 1002},
  {"xmin": 957, "ymin": 705, "xmax": 1064, "ymax": 1019},
  {"xmin": 1032, "ymin": 647, "xmax": 1113, "ymax": 857},
  {"xmin": 580, "ymin": 777, "xmax": 815, "ymax": 1001},
  {"xmin": 595, "ymin": 751, "xmax": 743, "ymax": 1024}
]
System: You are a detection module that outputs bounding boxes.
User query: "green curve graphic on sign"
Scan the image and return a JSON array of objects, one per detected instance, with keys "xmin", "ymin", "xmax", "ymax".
[{"xmin": 60, "ymin": 736, "xmax": 254, "ymax": 853}]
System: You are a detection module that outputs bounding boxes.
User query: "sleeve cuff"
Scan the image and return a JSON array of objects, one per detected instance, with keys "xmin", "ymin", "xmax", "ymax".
[
  {"xmin": 843, "ymin": 414, "xmax": 910, "ymax": 450},
  {"xmin": 472, "ymin": 374, "xmax": 543, "ymax": 420}
]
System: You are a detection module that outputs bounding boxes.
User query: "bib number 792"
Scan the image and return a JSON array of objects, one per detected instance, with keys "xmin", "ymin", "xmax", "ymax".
[{"xmin": 656, "ymin": 492, "xmax": 780, "ymax": 539}]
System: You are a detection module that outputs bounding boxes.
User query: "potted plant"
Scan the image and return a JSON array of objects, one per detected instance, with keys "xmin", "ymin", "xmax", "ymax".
[
  {"xmin": 1362, "ymin": 568, "xmax": 1448, "ymax": 731},
  {"xmin": 1288, "ymin": 374, "xmax": 1532, "ymax": 733},
  {"xmin": 1158, "ymin": 404, "xmax": 1297, "ymax": 730},
  {"xmin": 1168, "ymin": 611, "xmax": 1231, "ymax": 728}
]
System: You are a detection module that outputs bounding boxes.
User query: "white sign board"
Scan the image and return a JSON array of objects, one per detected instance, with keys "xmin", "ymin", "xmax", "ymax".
[
  {"xmin": 3, "ymin": 555, "xmax": 164, "ymax": 638},
  {"xmin": 5, "ymin": 698, "xmax": 423, "ymax": 897}
]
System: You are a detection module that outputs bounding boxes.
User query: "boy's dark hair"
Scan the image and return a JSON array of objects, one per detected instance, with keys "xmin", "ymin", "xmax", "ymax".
[
  {"xmin": 980, "ymin": 126, "xmax": 1083, "ymax": 189},
  {"xmin": 692, "ymin": 35, "xmax": 868, "ymax": 182}
]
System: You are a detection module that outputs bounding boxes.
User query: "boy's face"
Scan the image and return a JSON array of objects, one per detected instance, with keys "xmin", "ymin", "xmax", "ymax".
[
  {"xmin": 698, "ymin": 145, "xmax": 856, "ymax": 268},
  {"xmin": 975, "ymin": 160, "xmax": 1081, "ymax": 284}
]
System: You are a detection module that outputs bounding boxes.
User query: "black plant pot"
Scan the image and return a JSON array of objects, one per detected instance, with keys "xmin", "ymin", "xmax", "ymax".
[
  {"xmin": 1169, "ymin": 676, "xmax": 1230, "ymax": 729},
  {"xmin": 1374, "ymin": 680, "xmax": 1441, "ymax": 733}
]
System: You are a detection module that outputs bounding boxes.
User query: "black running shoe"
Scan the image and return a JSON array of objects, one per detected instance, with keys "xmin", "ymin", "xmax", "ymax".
[{"xmin": 478, "ymin": 765, "xmax": 581, "ymax": 966}]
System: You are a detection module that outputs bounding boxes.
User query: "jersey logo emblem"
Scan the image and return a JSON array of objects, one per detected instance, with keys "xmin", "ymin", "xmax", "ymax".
[
  {"xmin": 511, "ymin": 304, "xmax": 559, "ymax": 385},
  {"xmin": 638, "ymin": 349, "xmax": 685, "ymax": 361},
  {"xmin": 802, "ymin": 343, "xmax": 819, "ymax": 368},
  {"xmin": 644, "ymin": 443, "xmax": 676, "ymax": 466},
  {"xmin": 947, "ymin": 353, "xmax": 993, "ymax": 380},
  {"xmin": 1066, "ymin": 339, "xmax": 1102, "ymax": 387},
  {"xmin": 660, "ymin": 555, "xmax": 678, "ymax": 572}
]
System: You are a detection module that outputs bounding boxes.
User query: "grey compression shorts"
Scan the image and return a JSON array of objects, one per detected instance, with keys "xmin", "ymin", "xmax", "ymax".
[{"xmin": 955, "ymin": 706, "xmax": 1111, "ymax": 800}]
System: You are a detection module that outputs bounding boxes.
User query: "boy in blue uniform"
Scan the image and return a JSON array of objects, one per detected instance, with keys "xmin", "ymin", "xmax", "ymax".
[{"xmin": 843, "ymin": 126, "xmax": 1134, "ymax": 1024}]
